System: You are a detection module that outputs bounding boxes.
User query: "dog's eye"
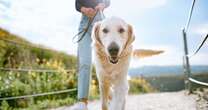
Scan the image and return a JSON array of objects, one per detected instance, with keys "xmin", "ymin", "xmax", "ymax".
[
  {"xmin": 102, "ymin": 28, "xmax": 109, "ymax": 34},
  {"xmin": 119, "ymin": 28, "xmax": 125, "ymax": 33}
]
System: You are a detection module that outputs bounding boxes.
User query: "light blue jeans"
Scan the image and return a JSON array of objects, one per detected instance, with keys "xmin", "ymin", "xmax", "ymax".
[{"xmin": 77, "ymin": 13, "xmax": 103, "ymax": 99}]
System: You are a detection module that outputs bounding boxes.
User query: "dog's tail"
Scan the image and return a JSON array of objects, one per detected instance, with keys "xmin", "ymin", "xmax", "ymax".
[{"xmin": 133, "ymin": 49, "xmax": 164, "ymax": 59}]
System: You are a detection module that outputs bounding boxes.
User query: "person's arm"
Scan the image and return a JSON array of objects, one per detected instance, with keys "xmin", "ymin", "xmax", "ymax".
[
  {"xmin": 95, "ymin": 0, "xmax": 110, "ymax": 11},
  {"xmin": 102, "ymin": 0, "xmax": 110, "ymax": 8},
  {"xmin": 75, "ymin": 0, "xmax": 83, "ymax": 12}
]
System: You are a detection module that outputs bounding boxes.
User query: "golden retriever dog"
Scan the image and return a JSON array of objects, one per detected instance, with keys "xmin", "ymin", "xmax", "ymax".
[{"xmin": 91, "ymin": 17, "xmax": 163, "ymax": 110}]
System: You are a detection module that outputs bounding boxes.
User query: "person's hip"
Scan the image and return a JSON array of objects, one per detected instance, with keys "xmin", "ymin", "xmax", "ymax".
[{"xmin": 78, "ymin": 13, "xmax": 104, "ymax": 31}]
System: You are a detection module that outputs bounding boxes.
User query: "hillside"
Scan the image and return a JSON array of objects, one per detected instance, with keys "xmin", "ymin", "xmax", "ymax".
[
  {"xmin": 0, "ymin": 27, "xmax": 79, "ymax": 109},
  {"xmin": 0, "ymin": 27, "xmax": 77, "ymax": 69}
]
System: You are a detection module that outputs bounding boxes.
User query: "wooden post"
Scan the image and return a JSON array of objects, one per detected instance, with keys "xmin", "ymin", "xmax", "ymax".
[{"xmin": 182, "ymin": 28, "xmax": 192, "ymax": 93}]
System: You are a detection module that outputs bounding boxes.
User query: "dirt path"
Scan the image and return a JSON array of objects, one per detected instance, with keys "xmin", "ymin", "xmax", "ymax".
[{"xmin": 52, "ymin": 91, "xmax": 198, "ymax": 110}]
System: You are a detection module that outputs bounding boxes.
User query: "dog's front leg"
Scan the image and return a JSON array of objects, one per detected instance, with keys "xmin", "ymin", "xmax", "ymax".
[
  {"xmin": 100, "ymin": 80, "xmax": 110, "ymax": 110},
  {"xmin": 110, "ymin": 79, "xmax": 129, "ymax": 110}
]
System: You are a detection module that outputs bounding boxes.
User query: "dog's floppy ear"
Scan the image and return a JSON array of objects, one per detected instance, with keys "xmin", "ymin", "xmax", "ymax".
[
  {"xmin": 92, "ymin": 22, "xmax": 102, "ymax": 45},
  {"xmin": 124, "ymin": 24, "xmax": 135, "ymax": 49}
]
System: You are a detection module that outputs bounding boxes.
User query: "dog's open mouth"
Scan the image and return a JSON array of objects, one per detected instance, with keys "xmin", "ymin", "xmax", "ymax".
[{"xmin": 109, "ymin": 57, "xmax": 119, "ymax": 64}]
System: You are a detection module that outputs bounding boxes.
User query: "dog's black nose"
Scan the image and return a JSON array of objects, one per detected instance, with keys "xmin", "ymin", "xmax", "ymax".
[{"xmin": 108, "ymin": 42, "xmax": 119, "ymax": 57}]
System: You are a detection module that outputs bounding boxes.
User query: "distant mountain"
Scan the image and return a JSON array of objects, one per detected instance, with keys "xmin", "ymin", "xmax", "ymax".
[{"xmin": 128, "ymin": 65, "xmax": 208, "ymax": 77}]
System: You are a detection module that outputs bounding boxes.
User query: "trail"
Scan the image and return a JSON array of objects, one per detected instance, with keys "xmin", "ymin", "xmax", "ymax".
[{"xmin": 52, "ymin": 91, "xmax": 198, "ymax": 110}]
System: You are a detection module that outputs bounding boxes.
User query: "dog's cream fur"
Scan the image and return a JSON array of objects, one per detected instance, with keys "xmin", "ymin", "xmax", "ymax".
[{"xmin": 91, "ymin": 17, "xmax": 163, "ymax": 110}]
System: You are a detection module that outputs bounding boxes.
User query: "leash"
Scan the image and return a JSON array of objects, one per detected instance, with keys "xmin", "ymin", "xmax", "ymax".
[
  {"xmin": 72, "ymin": 10, "xmax": 105, "ymax": 43},
  {"xmin": 188, "ymin": 33, "xmax": 208, "ymax": 58}
]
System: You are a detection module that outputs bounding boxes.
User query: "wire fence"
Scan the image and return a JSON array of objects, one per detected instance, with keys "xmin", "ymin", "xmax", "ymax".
[
  {"xmin": 0, "ymin": 88, "xmax": 77, "ymax": 101},
  {"xmin": 0, "ymin": 67, "xmax": 75, "ymax": 73},
  {"xmin": 0, "ymin": 37, "xmax": 77, "ymax": 101},
  {"xmin": 182, "ymin": 0, "xmax": 208, "ymax": 92}
]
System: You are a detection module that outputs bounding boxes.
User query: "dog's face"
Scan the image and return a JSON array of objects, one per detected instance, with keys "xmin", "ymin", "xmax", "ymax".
[{"xmin": 92, "ymin": 17, "xmax": 135, "ymax": 64}]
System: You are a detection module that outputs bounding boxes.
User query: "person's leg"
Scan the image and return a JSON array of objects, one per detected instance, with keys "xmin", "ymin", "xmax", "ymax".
[
  {"xmin": 77, "ymin": 33, "xmax": 92, "ymax": 101},
  {"xmin": 71, "ymin": 13, "xmax": 104, "ymax": 110},
  {"xmin": 77, "ymin": 12, "xmax": 104, "ymax": 101},
  {"xmin": 77, "ymin": 15, "xmax": 92, "ymax": 101}
]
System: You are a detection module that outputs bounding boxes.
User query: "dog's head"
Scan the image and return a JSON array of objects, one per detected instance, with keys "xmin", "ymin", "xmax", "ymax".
[{"xmin": 92, "ymin": 17, "xmax": 135, "ymax": 64}]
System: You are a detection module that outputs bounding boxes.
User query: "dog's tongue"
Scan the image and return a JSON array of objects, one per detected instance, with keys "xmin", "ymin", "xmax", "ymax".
[{"xmin": 109, "ymin": 57, "xmax": 118, "ymax": 64}]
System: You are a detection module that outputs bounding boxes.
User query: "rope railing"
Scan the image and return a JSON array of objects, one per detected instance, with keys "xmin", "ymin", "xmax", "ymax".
[
  {"xmin": 187, "ymin": 34, "xmax": 208, "ymax": 58},
  {"xmin": 0, "ymin": 67, "xmax": 75, "ymax": 73},
  {"xmin": 0, "ymin": 88, "xmax": 77, "ymax": 101},
  {"xmin": 182, "ymin": 0, "xmax": 208, "ymax": 92},
  {"xmin": 185, "ymin": 0, "xmax": 196, "ymax": 32},
  {"xmin": 189, "ymin": 78, "xmax": 208, "ymax": 87},
  {"xmin": 0, "ymin": 37, "xmax": 78, "ymax": 99},
  {"xmin": 0, "ymin": 67, "xmax": 77, "ymax": 100}
]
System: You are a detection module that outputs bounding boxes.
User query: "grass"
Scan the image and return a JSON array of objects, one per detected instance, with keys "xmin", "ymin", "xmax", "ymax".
[
  {"xmin": 129, "ymin": 77, "xmax": 156, "ymax": 94},
  {"xmin": 0, "ymin": 69, "xmax": 77, "ymax": 109},
  {"xmin": 1, "ymin": 97, "xmax": 77, "ymax": 110}
]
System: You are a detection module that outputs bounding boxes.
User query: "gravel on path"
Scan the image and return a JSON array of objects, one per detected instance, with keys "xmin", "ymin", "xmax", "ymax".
[{"xmin": 51, "ymin": 91, "xmax": 197, "ymax": 110}]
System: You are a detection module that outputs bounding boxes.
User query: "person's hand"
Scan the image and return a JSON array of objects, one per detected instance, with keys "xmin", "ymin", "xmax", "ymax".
[
  {"xmin": 95, "ymin": 3, "xmax": 105, "ymax": 11},
  {"xmin": 81, "ymin": 7, "xmax": 96, "ymax": 18}
]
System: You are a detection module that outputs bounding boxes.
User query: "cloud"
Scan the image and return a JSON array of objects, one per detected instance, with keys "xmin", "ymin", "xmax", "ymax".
[
  {"xmin": 105, "ymin": 0, "xmax": 167, "ymax": 20},
  {"xmin": 0, "ymin": 0, "xmax": 80, "ymax": 54},
  {"xmin": 192, "ymin": 23, "xmax": 208, "ymax": 36},
  {"xmin": 189, "ymin": 53, "xmax": 208, "ymax": 65}
]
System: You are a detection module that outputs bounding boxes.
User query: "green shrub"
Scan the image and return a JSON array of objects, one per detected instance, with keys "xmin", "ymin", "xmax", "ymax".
[
  {"xmin": 0, "ymin": 64, "xmax": 77, "ymax": 109},
  {"xmin": 1, "ymin": 100, "xmax": 12, "ymax": 110},
  {"xmin": 129, "ymin": 77, "xmax": 156, "ymax": 94},
  {"xmin": 0, "ymin": 28, "xmax": 78, "ymax": 109}
]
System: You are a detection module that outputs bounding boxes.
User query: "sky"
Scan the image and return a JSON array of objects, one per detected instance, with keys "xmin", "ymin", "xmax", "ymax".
[{"xmin": 0, "ymin": 0, "xmax": 207, "ymax": 67}]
